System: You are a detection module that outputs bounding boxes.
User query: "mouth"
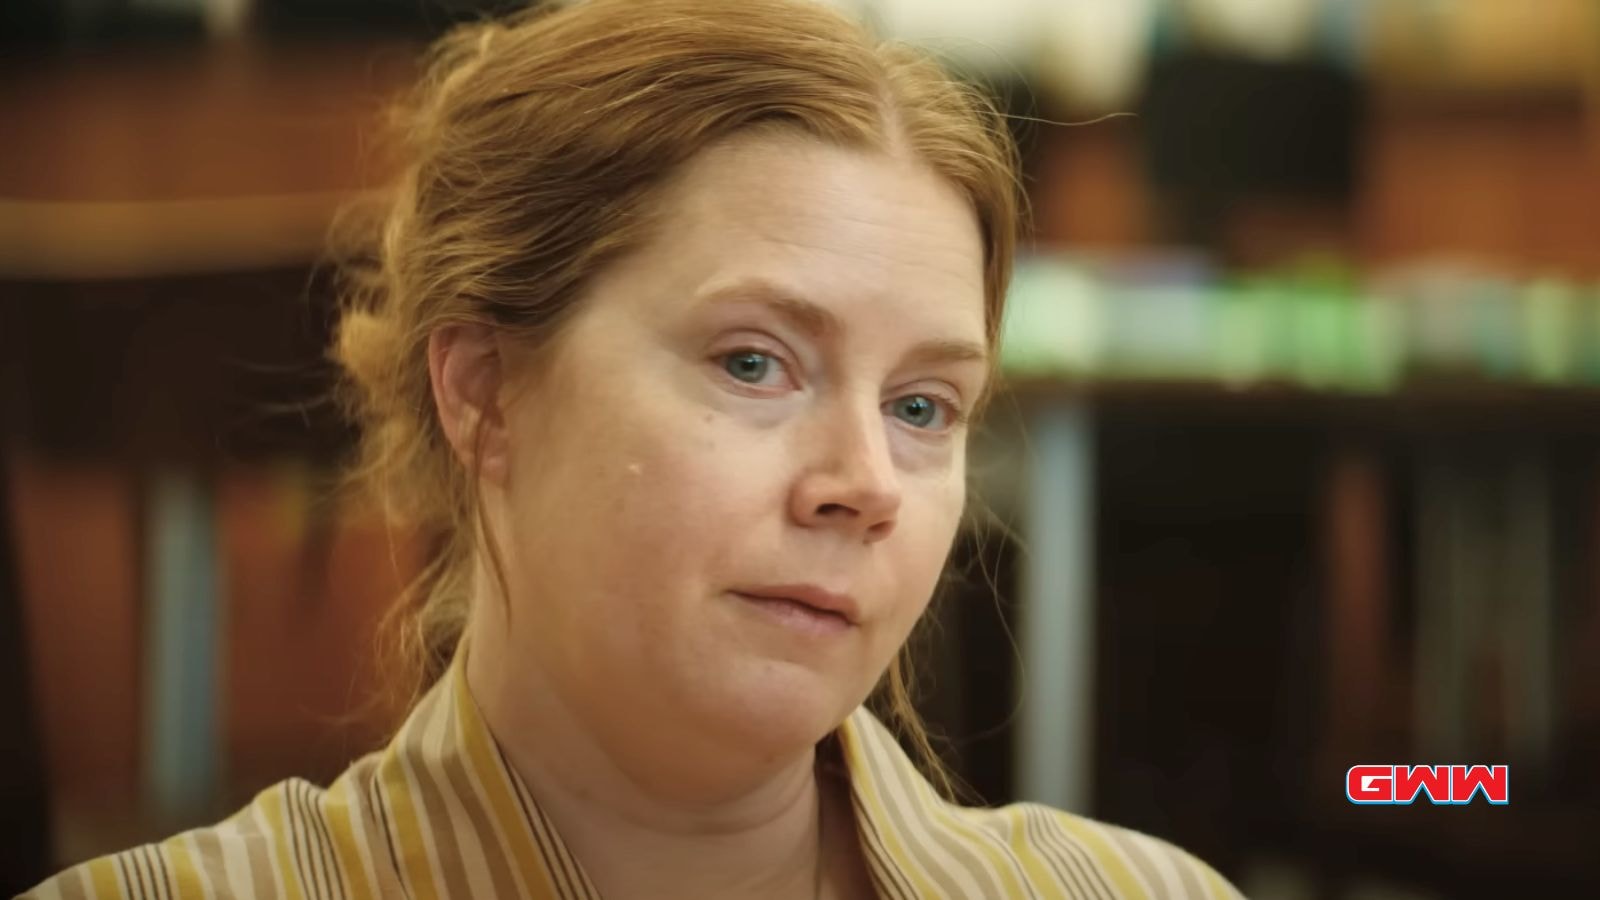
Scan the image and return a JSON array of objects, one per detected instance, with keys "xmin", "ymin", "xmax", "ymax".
[{"xmin": 729, "ymin": 584, "xmax": 859, "ymax": 635}]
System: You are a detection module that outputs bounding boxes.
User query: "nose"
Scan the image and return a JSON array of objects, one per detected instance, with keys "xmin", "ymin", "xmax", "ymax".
[{"xmin": 788, "ymin": 396, "xmax": 901, "ymax": 543}]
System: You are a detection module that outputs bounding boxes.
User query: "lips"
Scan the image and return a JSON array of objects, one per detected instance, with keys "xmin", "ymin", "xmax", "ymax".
[{"xmin": 731, "ymin": 583, "xmax": 860, "ymax": 625}]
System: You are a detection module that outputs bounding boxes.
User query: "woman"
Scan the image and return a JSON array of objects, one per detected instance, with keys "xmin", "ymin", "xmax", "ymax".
[{"xmin": 27, "ymin": 0, "xmax": 1242, "ymax": 897}]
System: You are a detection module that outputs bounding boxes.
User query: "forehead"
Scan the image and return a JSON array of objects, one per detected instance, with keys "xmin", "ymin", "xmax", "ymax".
[{"xmin": 622, "ymin": 131, "xmax": 988, "ymax": 340}]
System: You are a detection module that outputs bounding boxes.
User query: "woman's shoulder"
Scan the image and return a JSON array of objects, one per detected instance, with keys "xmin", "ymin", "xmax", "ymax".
[
  {"xmin": 944, "ymin": 799, "xmax": 1245, "ymax": 899},
  {"xmin": 838, "ymin": 710, "xmax": 1241, "ymax": 897},
  {"xmin": 837, "ymin": 709, "xmax": 1242, "ymax": 898},
  {"xmin": 19, "ymin": 764, "xmax": 387, "ymax": 900}
]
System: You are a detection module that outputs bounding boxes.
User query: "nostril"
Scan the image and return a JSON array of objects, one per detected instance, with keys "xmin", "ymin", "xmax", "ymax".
[
  {"xmin": 816, "ymin": 502, "xmax": 854, "ymax": 517},
  {"xmin": 865, "ymin": 519, "xmax": 896, "ymax": 542}
]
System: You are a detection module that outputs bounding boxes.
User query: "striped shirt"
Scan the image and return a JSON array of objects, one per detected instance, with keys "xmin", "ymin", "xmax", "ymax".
[{"xmin": 23, "ymin": 648, "xmax": 1243, "ymax": 899}]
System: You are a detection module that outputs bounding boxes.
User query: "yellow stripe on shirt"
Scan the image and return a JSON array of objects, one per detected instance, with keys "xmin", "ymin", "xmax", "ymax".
[
  {"xmin": 84, "ymin": 855, "xmax": 123, "ymax": 900},
  {"xmin": 156, "ymin": 832, "xmax": 208, "ymax": 900},
  {"xmin": 322, "ymin": 768, "xmax": 382, "ymax": 900},
  {"xmin": 23, "ymin": 641, "xmax": 1245, "ymax": 900},
  {"xmin": 256, "ymin": 784, "xmax": 308, "ymax": 900},
  {"xmin": 834, "ymin": 712, "xmax": 952, "ymax": 898}
]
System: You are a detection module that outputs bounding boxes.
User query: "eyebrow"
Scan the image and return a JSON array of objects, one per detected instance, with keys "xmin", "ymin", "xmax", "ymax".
[{"xmin": 699, "ymin": 280, "xmax": 990, "ymax": 368}]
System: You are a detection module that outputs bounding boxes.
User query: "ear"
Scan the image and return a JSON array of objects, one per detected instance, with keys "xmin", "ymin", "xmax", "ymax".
[{"xmin": 428, "ymin": 322, "xmax": 512, "ymax": 486}]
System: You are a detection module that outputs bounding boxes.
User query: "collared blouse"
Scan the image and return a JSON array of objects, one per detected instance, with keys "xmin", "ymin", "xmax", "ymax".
[{"xmin": 23, "ymin": 649, "xmax": 1243, "ymax": 899}]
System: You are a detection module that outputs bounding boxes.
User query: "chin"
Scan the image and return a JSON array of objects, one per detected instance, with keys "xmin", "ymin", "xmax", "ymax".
[{"xmin": 695, "ymin": 660, "xmax": 854, "ymax": 757}]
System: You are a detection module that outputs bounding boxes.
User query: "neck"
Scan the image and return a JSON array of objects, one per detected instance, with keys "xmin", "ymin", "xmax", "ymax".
[{"xmin": 464, "ymin": 616, "xmax": 828, "ymax": 900}]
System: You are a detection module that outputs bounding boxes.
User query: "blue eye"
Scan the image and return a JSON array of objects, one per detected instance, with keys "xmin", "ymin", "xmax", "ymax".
[
  {"xmin": 890, "ymin": 395, "xmax": 941, "ymax": 428},
  {"xmin": 723, "ymin": 351, "xmax": 773, "ymax": 384}
]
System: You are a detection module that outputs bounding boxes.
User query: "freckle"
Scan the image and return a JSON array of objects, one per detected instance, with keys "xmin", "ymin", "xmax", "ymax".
[{"xmin": 703, "ymin": 412, "xmax": 713, "ymax": 424}]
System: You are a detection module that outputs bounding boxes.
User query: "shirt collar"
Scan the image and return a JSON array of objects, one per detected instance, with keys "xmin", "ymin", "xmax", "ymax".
[{"xmin": 374, "ymin": 646, "xmax": 944, "ymax": 899}]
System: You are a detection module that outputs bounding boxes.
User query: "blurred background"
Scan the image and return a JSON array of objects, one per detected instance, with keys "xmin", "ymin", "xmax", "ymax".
[{"xmin": 4, "ymin": 0, "xmax": 1600, "ymax": 897}]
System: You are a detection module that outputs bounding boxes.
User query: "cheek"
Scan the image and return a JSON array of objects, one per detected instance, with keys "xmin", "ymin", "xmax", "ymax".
[
  {"xmin": 602, "ymin": 415, "xmax": 757, "ymax": 551},
  {"xmin": 880, "ymin": 465, "xmax": 968, "ymax": 632},
  {"xmin": 912, "ymin": 448, "xmax": 968, "ymax": 551},
  {"xmin": 505, "ymin": 394, "xmax": 764, "ymax": 615}
]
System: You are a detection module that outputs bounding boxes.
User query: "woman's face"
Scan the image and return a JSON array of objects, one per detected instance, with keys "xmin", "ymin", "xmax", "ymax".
[{"xmin": 487, "ymin": 131, "xmax": 989, "ymax": 761}]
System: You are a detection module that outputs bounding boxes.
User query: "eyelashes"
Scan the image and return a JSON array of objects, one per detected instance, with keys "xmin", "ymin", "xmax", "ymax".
[
  {"xmin": 721, "ymin": 349, "xmax": 789, "ymax": 388},
  {"xmin": 712, "ymin": 347, "xmax": 967, "ymax": 432}
]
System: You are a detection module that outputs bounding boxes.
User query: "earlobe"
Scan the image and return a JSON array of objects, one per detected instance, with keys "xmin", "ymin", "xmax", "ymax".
[{"xmin": 428, "ymin": 323, "xmax": 511, "ymax": 484}]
